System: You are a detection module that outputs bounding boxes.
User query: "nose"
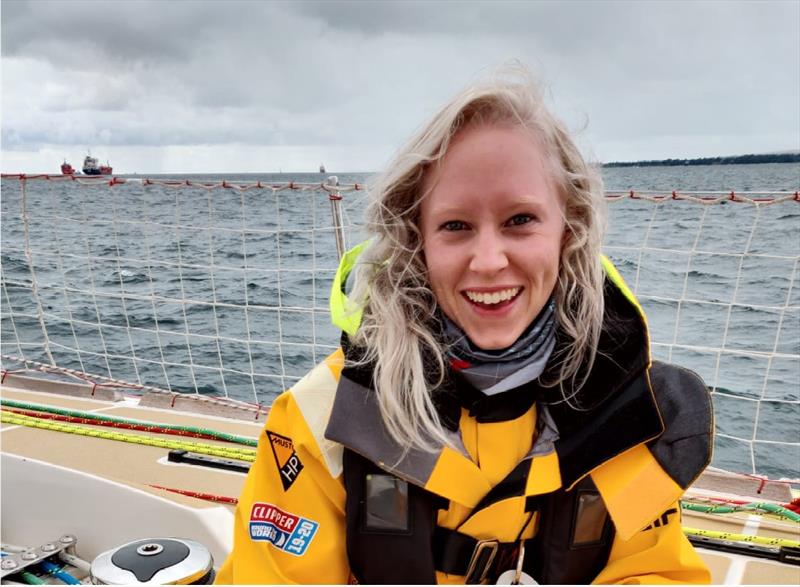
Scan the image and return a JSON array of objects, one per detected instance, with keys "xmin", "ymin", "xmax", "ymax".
[{"xmin": 469, "ymin": 229, "xmax": 509, "ymax": 274}]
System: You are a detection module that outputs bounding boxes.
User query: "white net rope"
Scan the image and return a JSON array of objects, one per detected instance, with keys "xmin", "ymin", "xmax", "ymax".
[
  {"xmin": 1, "ymin": 176, "xmax": 365, "ymax": 408},
  {"xmin": 603, "ymin": 191, "xmax": 799, "ymax": 479},
  {"xmin": 1, "ymin": 176, "xmax": 798, "ymax": 478}
]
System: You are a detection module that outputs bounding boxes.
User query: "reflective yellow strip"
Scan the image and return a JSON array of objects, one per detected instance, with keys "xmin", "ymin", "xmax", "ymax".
[
  {"xmin": 601, "ymin": 255, "xmax": 652, "ymax": 366},
  {"xmin": 329, "ymin": 241, "xmax": 369, "ymax": 335},
  {"xmin": 601, "ymin": 255, "xmax": 643, "ymax": 315},
  {"xmin": 1, "ymin": 412, "xmax": 256, "ymax": 462}
]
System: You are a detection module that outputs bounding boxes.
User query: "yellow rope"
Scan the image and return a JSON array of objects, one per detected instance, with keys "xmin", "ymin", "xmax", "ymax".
[
  {"xmin": 7, "ymin": 411, "xmax": 800, "ymax": 552},
  {"xmin": 683, "ymin": 527, "xmax": 800, "ymax": 549},
  {"xmin": 1, "ymin": 411, "xmax": 256, "ymax": 462}
]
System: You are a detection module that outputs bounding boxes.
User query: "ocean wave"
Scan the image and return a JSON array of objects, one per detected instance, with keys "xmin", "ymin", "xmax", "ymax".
[
  {"xmin": 4, "ymin": 168, "xmax": 798, "ymax": 478},
  {"xmin": 687, "ymin": 269, "xmax": 729, "ymax": 281},
  {"xmin": 108, "ymin": 268, "xmax": 149, "ymax": 285}
]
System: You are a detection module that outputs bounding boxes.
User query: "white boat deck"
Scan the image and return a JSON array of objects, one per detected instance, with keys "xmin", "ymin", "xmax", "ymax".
[{"xmin": 2, "ymin": 380, "xmax": 798, "ymax": 585}]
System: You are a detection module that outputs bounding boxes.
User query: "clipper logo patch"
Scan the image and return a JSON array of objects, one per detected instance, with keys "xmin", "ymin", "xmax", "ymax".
[
  {"xmin": 249, "ymin": 502, "xmax": 319, "ymax": 556},
  {"xmin": 267, "ymin": 431, "xmax": 304, "ymax": 490}
]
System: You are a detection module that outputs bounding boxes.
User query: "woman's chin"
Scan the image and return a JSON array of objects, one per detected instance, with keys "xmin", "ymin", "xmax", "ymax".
[{"xmin": 463, "ymin": 328, "xmax": 524, "ymax": 351}]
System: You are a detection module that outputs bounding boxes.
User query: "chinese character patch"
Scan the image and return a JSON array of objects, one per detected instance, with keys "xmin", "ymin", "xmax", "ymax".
[
  {"xmin": 267, "ymin": 431, "xmax": 304, "ymax": 490},
  {"xmin": 249, "ymin": 502, "xmax": 319, "ymax": 556}
]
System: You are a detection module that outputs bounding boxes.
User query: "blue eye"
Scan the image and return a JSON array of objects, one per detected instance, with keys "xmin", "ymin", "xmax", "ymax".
[
  {"xmin": 507, "ymin": 214, "xmax": 533, "ymax": 226},
  {"xmin": 442, "ymin": 220, "xmax": 467, "ymax": 231}
]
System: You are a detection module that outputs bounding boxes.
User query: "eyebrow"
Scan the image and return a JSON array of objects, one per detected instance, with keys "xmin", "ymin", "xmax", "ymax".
[{"xmin": 426, "ymin": 196, "xmax": 549, "ymax": 218}]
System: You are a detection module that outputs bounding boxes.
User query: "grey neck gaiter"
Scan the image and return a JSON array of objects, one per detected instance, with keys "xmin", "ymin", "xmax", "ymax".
[{"xmin": 441, "ymin": 297, "xmax": 557, "ymax": 396}]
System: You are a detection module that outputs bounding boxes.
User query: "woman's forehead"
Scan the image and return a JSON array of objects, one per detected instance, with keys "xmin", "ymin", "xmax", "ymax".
[{"xmin": 421, "ymin": 125, "xmax": 559, "ymax": 210}]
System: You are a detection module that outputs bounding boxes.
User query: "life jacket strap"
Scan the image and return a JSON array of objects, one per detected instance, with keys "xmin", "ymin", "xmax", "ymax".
[{"xmin": 434, "ymin": 527, "xmax": 522, "ymax": 584}]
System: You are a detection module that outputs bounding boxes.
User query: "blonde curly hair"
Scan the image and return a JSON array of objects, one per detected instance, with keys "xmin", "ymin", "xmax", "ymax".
[{"xmin": 348, "ymin": 64, "xmax": 607, "ymax": 452}]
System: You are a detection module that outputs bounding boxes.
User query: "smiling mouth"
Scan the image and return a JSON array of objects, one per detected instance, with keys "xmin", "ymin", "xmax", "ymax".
[{"xmin": 463, "ymin": 287, "xmax": 521, "ymax": 306}]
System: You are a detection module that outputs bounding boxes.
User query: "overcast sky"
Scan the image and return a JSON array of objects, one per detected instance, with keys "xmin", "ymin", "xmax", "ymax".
[{"xmin": 2, "ymin": 0, "xmax": 798, "ymax": 174}]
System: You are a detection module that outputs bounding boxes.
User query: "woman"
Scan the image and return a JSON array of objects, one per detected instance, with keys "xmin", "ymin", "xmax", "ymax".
[{"xmin": 217, "ymin": 67, "xmax": 713, "ymax": 584}]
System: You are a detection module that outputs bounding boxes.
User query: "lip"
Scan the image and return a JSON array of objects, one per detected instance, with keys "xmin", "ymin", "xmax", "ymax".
[
  {"xmin": 460, "ymin": 286, "xmax": 523, "ymax": 317},
  {"xmin": 461, "ymin": 285, "xmax": 523, "ymax": 293}
]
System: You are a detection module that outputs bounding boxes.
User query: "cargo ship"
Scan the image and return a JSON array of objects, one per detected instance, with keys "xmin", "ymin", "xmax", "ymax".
[{"xmin": 82, "ymin": 154, "xmax": 113, "ymax": 175}]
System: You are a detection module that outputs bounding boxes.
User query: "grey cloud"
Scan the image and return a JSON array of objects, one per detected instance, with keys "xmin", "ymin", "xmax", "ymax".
[
  {"xmin": 1, "ymin": 0, "xmax": 797, "ymax": 162},
  {"xmin": 2, "ymin": 0, "xmax": 281, "ymax": 68},
  {"xmin": 2, "ymin": 0, "xmax": 361, "ymax": 115},
  {"xmin": 289, "ymin": 1, "xmax": 587, "ymax": 39}
]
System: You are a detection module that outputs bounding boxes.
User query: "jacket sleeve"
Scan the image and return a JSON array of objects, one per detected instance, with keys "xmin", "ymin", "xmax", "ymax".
[
  {"xmin": 215, "ymin": 389, "xmax": 349, "ymax": 584},
  {"xmin": 592, "ymin": 503, "xmax": 711, "ymax": 584}
]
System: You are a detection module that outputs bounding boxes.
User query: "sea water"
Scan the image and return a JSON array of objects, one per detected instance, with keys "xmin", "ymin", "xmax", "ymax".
[{"xmin": 1, "ymin": 163, "xmax": 798, "ymax": 478}]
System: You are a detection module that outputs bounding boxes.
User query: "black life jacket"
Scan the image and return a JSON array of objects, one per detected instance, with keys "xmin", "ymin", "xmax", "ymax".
[{"xmin": 343, "ymin": 448, "xmax": 615, "ymax": 584}]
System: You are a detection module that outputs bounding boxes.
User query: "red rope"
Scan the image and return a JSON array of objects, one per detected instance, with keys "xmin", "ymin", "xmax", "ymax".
[
  {"xmin": 703, "ymin": 496, "xmax": 750, "ymax": 506},
  {"xmin": 1, "ymin": 175, "xmax": 797, "ymax": 203},
  {"xmin": 743, "ymin": 472, "xmax": 799, "ymax": 487},
  {"xmin": 148, "ymin": 484, "xmax": 238, "ymax": 505}
]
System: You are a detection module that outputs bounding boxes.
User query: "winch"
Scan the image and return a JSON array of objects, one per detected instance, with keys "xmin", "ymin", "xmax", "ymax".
[{"xmin": 90, "ymin": 538, "xmax": 214, "ymax": 585}]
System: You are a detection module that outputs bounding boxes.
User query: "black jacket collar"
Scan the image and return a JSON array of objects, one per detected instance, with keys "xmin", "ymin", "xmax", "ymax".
[{"xmin": 339, "ymin": 275, "xmax": 663, "ymax": 488}]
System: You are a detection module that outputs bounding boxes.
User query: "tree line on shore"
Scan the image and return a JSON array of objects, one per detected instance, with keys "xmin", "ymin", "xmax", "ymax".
[{"xmin": 604, "ymin": 152, "xmax": 800, "ymax": 168}]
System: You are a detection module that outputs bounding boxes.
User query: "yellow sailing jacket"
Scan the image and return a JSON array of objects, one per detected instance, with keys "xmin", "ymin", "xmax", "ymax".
[{"xmin": 216, "ymin": 253, "xmax": 713, "ymax": 584}]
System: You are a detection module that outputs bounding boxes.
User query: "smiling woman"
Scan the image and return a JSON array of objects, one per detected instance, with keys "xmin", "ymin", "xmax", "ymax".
[
  {"xmin": 420, "ymin": 125, "xmax": 566, "ymax": 351},
  {"xmin": 217, "ymin": 66, "xmax": 714, "ymax": 585}
]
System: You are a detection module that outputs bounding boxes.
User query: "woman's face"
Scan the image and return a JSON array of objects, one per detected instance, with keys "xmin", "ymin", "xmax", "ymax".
[{"xmin": 420, "ymin": 125, "xmax": 565, "ymax": 350}]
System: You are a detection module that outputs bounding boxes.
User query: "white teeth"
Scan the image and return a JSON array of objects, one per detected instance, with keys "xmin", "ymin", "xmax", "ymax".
[{"xmin": 465, "ymin": 287, "xmax": 520, "ymax": 305}]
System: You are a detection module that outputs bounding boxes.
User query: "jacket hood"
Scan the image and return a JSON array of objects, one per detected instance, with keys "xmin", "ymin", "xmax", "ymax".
[{"xmin": 329, "ymin": 241, "xmax": 369, "ymax": 336}]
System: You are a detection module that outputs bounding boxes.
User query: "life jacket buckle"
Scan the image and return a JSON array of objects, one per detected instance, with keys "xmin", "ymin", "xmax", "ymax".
[{"xmin": 465, "ymin": 539, "xmax": 499, "ymax": 584}]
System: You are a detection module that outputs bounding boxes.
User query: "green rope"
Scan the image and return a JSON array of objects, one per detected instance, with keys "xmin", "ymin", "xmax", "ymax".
[
  {"xmin": 0, "ymin": 398, "xmax": 257, "ymax": 447},
  {"xmin": 1, "ymin": 411, "xmax": 256, "ymax": 462},
  {"xmin": 681, "ymin": 500, "xmax": 800, "ymax": 523},
  {"xmin": 18, "ymin": 570, "xmax": 46, "ymax": 585}
]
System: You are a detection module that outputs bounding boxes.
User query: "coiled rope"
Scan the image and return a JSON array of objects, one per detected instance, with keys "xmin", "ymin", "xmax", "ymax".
[
  {"xmin": 683, "ymin": 527, "xmax": 799, "ymax": 549},
  {"xmin": 0, "ymin": 411, "xmax": 256, "ymax": 462},
  {"xmin": 681, "ymin": 500, "xmax": 800, "ymax": 523},
  {"xmin": 0, "ymin": 399, "xmax": 258, "ymax": 447}
]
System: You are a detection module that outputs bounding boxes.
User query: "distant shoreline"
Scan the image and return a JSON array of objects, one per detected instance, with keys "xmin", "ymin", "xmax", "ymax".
[{"xmin": 603, "ymin": 153, "xmax": 800, "ymax": 168}]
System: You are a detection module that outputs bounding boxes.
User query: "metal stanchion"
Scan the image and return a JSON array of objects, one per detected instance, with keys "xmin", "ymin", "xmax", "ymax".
[{"xmin": 327, "ymin": 175, "xmax": 346, "ymax": 260}]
